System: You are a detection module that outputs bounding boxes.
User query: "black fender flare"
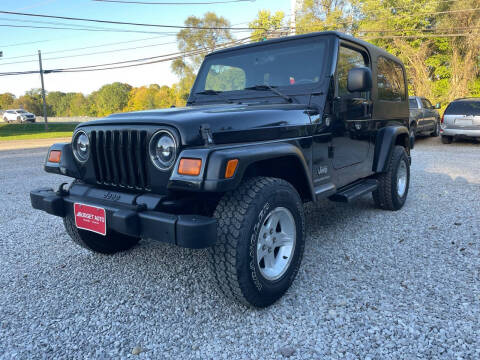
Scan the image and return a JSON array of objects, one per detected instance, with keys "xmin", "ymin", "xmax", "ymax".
[
  {"xmin": 44, "ymin": 142, "xmax": 81, "ymax": 178},
  {"xmin": 372, "ymin": 125, "xmax": 410, "ymax": 173},
  {"xmin": 204, "ymin": 141, "xmax": 314, "ymax": 199}
]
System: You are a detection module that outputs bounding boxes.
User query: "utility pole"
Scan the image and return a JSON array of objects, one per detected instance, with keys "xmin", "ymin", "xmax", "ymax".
[
  {"xmin": 290, "ymin": 0, "xmax": 303, "ymax": 35},
  {"xmin": 38, "ymin": 50, "xmax": 48, "ymax": 130}
]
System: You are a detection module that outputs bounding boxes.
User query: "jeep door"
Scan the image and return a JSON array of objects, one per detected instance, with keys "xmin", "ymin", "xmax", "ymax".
[{"xmin": 331, "ymin": 43, "xmax": 372, "ymax": 180}]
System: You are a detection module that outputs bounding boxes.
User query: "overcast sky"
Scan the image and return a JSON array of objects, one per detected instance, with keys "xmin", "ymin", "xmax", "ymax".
[{"xmin": 0, "ymin": 0, "xmax": 290, "ymax": 97}]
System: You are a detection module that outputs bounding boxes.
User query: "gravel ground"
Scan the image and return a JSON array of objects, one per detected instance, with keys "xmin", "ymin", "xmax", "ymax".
[{"xmin": 1, "ymin": 137, "xmax": 479, "ymax": 359}]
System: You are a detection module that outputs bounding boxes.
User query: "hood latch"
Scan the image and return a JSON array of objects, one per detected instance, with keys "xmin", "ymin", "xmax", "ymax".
[{"xmin": 200, "ymin": 124, "xmax": 214, "ymax": 146}]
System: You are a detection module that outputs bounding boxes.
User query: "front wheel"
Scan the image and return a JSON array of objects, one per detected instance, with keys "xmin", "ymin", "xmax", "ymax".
[
  {"xmin": 209, "ymin": 177, "xmax": 305, "ymax": 308},
  {"xmin": 63, "ymin": 214, "xmax": 140, "ymax": 254},
  {"xmin": 373, "ymin": 145, "xmax": 410, "ymax": 211}
]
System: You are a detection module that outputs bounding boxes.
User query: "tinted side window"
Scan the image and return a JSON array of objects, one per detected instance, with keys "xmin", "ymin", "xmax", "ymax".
[
  {"xmin": 444, "ymin": 101, "xmax": 480, "ymax": 115},
  {"xmin": 337, "ymin": 46, "xmax": 367, "ymax": 97},
  {"xmin": 377, "ymin": 57, "xmax": 406, "ymax": 101},
  {"xmin": 409, "ymin": 99, "xmax": 418, "ymax": 108}
]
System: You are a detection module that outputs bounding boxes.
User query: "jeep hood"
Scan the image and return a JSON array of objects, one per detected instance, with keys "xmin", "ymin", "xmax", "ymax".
[{"xmin": 77, "ymin": 103, "xmax": 316, "ymax": 146}]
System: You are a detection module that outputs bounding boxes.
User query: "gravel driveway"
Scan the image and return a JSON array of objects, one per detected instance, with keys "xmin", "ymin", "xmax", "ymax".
[{"xmin": 1, "ymin": 137, "xmax": 479, "ymax": 359}]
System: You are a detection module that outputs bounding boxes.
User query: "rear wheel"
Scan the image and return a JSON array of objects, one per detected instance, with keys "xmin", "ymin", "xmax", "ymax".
[
  {"xmin": 441, "ymin": 135, "xmax": 453, "ymax": 144},
  {"xmin": 431, "ymin": 121, "xmax": 440, "ymax": 137},
  {"xmin": 3, "ymin": 117, "xmax": 8, "ymax": 123},
  {"xmin": 373, "ymin": 145, "xmax": 410, "ymax": 211},
  {"xmin": 63, "ymin": 214, "xmax": 140, "ymax": 254},
  {"xmin": 209, "ymin": 177, "xmax": 305, "ymax": 308}
]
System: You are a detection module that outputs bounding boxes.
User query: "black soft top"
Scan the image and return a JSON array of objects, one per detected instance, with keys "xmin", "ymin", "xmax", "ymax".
[{"xmin": 209, "ymin": 31, "xmax": 403, "ymax": 66}]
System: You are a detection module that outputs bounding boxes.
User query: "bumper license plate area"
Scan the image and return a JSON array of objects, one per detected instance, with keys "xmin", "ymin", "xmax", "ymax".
[
  {"xmin": 455, "ymin": 119, "xmax": 473, "ymax": 126},
  {"xmin": 74, "ymin": 203, "xmax": 106, "ymax": 235}
]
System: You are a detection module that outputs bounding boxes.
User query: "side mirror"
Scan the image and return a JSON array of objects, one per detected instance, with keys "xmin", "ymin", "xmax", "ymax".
[
  {"xmin": 435, "ymin": 103, "xmax": 441, "ymax": 109},
  {"xmin": 347, "ymin": 67, "xmax": 372, "ymax": 93}
]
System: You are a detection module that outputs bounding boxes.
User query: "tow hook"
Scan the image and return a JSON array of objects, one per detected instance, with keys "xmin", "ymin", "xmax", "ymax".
[{"xmin": 56, "ymin": 182, "xmax": 69, "ymax": 196}]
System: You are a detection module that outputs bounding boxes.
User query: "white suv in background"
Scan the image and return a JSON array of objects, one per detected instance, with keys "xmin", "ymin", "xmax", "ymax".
[
  {"xmin": 441, "ymin": 98, "xmax": 480, "ymax": 143},
  {"xmin": 2, "ymin": 109, "xmax": 36, "ymax": 123}
]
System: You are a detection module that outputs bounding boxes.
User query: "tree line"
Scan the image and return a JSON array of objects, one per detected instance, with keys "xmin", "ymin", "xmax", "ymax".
[
  {"xmin": 2, "ymin": 1, "xmax": 480, "ymax": 116},
  {"xmin": 0, "ymin": 83, "xmax": 189, "ymax": 117}
]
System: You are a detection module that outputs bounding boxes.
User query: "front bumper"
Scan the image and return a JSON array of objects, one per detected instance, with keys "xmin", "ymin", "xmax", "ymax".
[
  {"xmin": 441, "ymin": 128, "xmax": 480, "ymax": 138},
  {"xmin": 30, "ymin": 184, "xmax": 217, "ymax": 249}
]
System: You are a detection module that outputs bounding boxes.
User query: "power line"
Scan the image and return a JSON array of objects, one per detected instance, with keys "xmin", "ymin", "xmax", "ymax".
[
  {"xmin": 357, "ymin": 26, "xmax": 480, "ymax": 34},
  {"xmin": 0, "ymin": 35, "xmax": 171, "ymax": 60},
  {"xmin": 93, "ymin": 0, "xmax": 254, "ymax": 4},
  {"xmin": 0, "ymin": 37, "xmax": 251, "ymax": 76},
  {"xmin": 0, "ymin": 40, "xmax": 179, "ymax": 66},
  {"xmin": 53, "ymin": 37, "xmax": 249, "ymax": 71},
  {"xmin": 361, "ymin": 33, "xmax": 477, "ymax": 39},
  {"xmin": 0, "ymin": 10, "xmax": 262, "ymax": 30},
  {"xmin": 0, "ymin": 39, "xmax": 52, "ymax": 47},
  {"xmin": 288, "ymin": 6, "xmax": 480, "ymax": 29},
  {"xmin": 0, "ymin": 23, "xmax": 180, "ymax": 35}
]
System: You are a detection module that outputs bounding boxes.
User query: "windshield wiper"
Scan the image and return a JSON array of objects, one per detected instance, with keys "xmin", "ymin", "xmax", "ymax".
[
  {"xmin": 244, "ymin": 84, "xmax": 295, "ymax": 103},
  {"xmin": 194, "ymin": 90, "xmax": 234, "ymax": 104}
]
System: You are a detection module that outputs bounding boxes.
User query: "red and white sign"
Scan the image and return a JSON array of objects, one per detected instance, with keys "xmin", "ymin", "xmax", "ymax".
[{"xmin": 74, "ymin": 203, "xmax": 106, "ymax": 236}]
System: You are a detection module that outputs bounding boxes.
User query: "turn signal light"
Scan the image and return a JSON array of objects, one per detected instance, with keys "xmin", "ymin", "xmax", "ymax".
[
  {"xmin": 48, "ymin": 150, "xmax": 61, "ymax": 163},
  {"xmin": 178, "ymin": 158, "xmax": 202, "ymax": 176},
  {"xmin": 225, "ymin": 159, "xmax": 238, "ymax": 179}
]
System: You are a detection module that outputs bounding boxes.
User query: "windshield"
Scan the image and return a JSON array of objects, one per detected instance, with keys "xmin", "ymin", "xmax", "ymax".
[
  {"xmin": 16, "ymin": 110, "xmax": 27, "ymax": 113},
  {"xmin": 191, "ymin": 36, "xmax": 331, "ymax": 101}
]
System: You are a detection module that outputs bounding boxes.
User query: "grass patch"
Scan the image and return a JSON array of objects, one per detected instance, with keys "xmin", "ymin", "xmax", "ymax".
[{"xmin": 0, "ymin": 123, "xmax": 78, "ymax": 141}]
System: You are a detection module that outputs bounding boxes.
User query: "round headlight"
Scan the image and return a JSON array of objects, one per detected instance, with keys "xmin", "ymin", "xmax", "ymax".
[
  {"xmin": 72, "ymin": 130, "xmax": 90, "ymax": 163},
  {"xmin": 149, "ymin": 130, "xmax": 177, "ymax": 170}
]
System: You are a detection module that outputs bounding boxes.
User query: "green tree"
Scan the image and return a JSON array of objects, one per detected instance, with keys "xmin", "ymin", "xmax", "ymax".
[
  {"xmin": 0, "ymin": 93, "xmax": 15, "ymax": 110},
  {"xmin": 249, "ymin": 10, "xmax": 285, "ymax": 42},
  {"xmin": 47, "ymin": 91, "xmax": 68, "ymax": 116},
  {"xmin": 295, "ymin": 0, "xmax": 355, "ymax": 34},
  {"xmin": 90, "ymin": 82, "xmax": 132, "ymax": 116},
  {"xmin": 171, "ymin": 12, "xmax": 233, "ymax": 103}
]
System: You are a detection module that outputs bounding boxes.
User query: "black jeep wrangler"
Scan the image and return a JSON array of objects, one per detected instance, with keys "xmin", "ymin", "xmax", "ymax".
[{"xmin": 31, "ymin": 31, "xmax": 411, "ymax": 307}]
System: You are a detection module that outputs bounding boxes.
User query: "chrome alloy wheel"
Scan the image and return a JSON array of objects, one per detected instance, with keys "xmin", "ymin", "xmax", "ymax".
[
  {"xmin": 396, "ymin": 159, "xmax": 408, "ymax": 197},
  {"xmin": 256, "ymin": 207, "xmax": 296, "ymax": 281}
]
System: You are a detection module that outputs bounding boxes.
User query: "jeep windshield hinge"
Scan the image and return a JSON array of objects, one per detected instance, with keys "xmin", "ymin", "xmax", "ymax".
[{"xmin": 200, "ymin": 124, "xmax": 214, "ymax": 146}]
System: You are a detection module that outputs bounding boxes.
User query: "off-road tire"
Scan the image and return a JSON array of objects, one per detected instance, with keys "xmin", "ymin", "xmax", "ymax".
[
  {"xmin": 372, "ymin": 145, "xmax": 410, "ymax": 211},
  {"xmin": 209, "ymin": 177, "xmax": 305, "ymax": 308},
  {"xmin": 431, "ymin": 120, "xmax": 440, "ymax": 137},
  {"xmin": 441, "ymin": 135, "xmax": 453, "ymax": 144},
  {"xmin": 63, "ymin": 214, "xmax": 140, "ymax": 254}
]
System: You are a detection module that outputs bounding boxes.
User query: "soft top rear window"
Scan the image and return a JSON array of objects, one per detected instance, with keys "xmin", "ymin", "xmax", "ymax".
[{"xmin": 445, "ymin": 100, "xmax": 480, "ymax": 115}]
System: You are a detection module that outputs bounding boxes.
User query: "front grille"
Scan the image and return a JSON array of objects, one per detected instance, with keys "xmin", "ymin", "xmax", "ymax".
[{"xmin": 90, "ymin": 129, "xmax": 150, "ymax": 190}]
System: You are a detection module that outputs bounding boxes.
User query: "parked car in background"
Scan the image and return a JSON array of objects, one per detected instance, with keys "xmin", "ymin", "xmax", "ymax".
[
  {"xmin": 408, "ymin": 96, "xmax": 440, "ymax": 143},
  {"xmin": 441, "ymin": 98, "xmax": 480, "ymax": 144},
  {"xmin": 2, "ymin": 109, "xmax": 36, "ymax": 123}
]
